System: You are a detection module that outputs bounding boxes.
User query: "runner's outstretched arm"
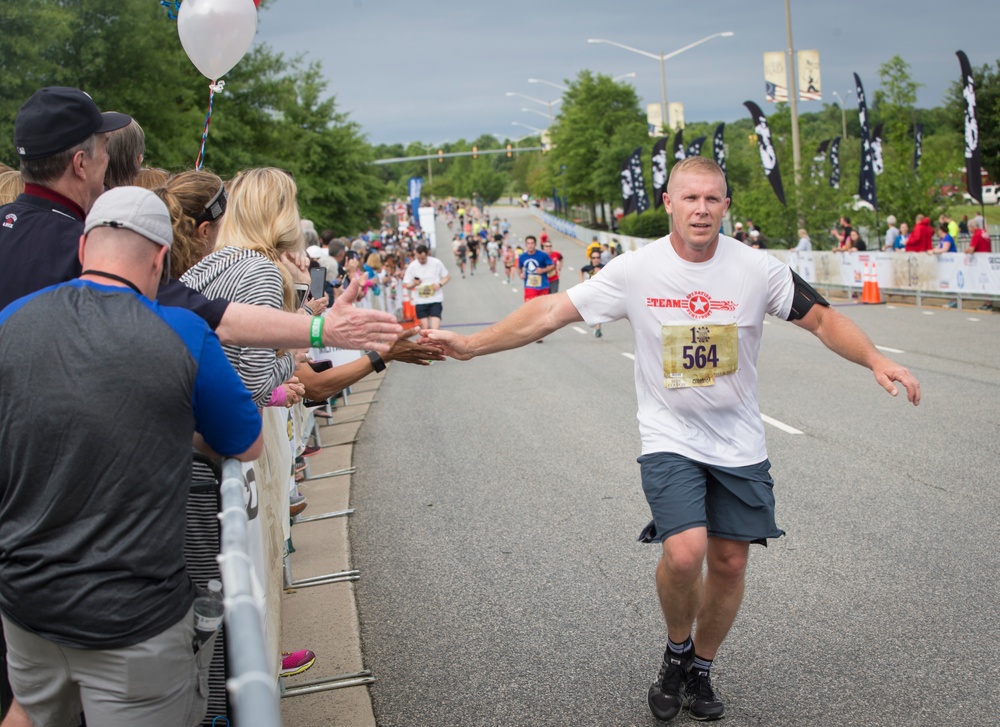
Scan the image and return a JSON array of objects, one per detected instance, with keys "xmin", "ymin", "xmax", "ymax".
[
  {"xmin": 422, "ymin": 292, "xmax": 583, "ymax": 360},
  {"xmin": 792, "ymin": 304, "xmax": 921, "ymax": 405}
]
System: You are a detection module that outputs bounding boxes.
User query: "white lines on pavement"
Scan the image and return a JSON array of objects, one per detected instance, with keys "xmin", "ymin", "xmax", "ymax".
[
  {"xmin": 761, "ymin": 414, "xmax": 803, "ymax": 434},
  {"xmin": 967, "ymin": 317, "xmax": 980, "ymax": 322},
  {"xmin": 875, "ymin": 345, "xmax": 904, "ymax": 354},
  {"xmin": 572, "ymin": 326, "xmax": 588, "ymax": 335},
  {"xmin": 622, "ymin": 352, "xmax": 635, "ymax": 360},
  {"xmin": 763, "ymin": 320, "xmax": 770, "ymax": 325},
  {"xmin": 922, "ymin": 311, "xmax": 935, "ymax": 316}
]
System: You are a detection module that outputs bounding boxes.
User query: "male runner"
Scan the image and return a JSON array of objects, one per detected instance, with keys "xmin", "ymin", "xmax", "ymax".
[
  {"xmin": 423, "ymin": 157, "xmax": 920, "ymax": 722},
  {"xmin": 541, "ymin": 240, "xmax": 563, "ymax": 293}
]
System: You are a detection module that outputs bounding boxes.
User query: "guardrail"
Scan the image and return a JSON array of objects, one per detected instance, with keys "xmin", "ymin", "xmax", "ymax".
[{"xmin": 218, "ymin": 458, "xmax": 281, "ymax": 727}]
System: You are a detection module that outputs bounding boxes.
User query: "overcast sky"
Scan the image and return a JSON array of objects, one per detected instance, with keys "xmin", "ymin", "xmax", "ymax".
[{"xmin": 252, "ymin": 0, "xmax": 997, "ymax": 146}]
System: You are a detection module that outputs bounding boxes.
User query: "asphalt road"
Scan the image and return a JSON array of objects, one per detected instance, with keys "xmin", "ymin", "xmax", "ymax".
[{"xmin": 351, "ymin": 207, "xmax": 1000, "ymax": 727}]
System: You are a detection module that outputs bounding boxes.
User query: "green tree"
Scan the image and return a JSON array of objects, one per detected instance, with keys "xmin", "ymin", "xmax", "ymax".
[
  {"xmin": 874, "ymin": 55, "xmax": 923, "ymax": 143},
  {"xmin": 548, "ymin": 70, "xmax": 648, "ymax": 225}
]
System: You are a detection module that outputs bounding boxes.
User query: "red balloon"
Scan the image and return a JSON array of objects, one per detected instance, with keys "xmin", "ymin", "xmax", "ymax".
[{"xmin": 253, "ymin": 0, "xmax": 260, "ymax": 6}]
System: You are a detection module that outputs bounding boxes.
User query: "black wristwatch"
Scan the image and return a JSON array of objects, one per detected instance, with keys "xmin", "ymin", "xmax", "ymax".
[{"xmin": 366, "ymin": 350, "xmax": 386, "ymax": 372}]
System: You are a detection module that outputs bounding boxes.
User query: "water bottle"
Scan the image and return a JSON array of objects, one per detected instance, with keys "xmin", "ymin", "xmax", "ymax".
[{"xmin": 193, "ymin": 579, "xmax": 224, "ymax": 645}]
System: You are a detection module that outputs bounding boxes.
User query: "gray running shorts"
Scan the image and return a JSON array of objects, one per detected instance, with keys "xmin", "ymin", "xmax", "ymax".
[{"xmin": 637, "ymin": 451, "xmax": 784, "ymax": 546}]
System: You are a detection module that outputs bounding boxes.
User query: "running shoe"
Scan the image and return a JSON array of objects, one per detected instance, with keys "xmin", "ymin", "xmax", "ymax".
[
  {"xmin": 684, "ymin": 668, "xmax": 725, "ymax": 721},
  {"xmin": 301, "ymin": 444, "xmax": 321, "ymax": 457},
  {"xmin": 290, "ymin": 499, "xmax": 308, "ymax": 517},
  {"xmin": 595, "ymin": 329, "xmax": 602, "ymax": 338},
  {"xmin": 648, "ymin": 650, "xmax": 691, "ymax": 722},
  {"xmin": 294, "ymin": 457, "xmax": 307, "ymax": 474},
  {"xmin": 280, "ymin": 649, "xmax": 316, "ymax": 677}
]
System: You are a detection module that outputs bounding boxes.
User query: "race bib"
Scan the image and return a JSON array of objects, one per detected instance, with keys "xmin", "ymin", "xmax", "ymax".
[
  {"xmin": 526, "ymin": 274, "xmax": 542, "ymax": 288},
  {"xmin": 418, "ymin": 285, "xmax": 435, "ymax": 298},
  {"xmin": 662, "ymin": 322, "xmax": 738, "ymax": 388}
]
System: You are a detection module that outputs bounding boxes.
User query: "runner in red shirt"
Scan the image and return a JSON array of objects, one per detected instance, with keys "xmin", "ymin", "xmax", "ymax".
[{"xmin": 541, "ymin": 240, "xmax": 563, "ymax": 293}]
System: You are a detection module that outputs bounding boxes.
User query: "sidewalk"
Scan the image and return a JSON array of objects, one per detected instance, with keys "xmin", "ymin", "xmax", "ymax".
[{"xmin": 279, "ymin": 376, "xmax": 385, "ymax": 726}]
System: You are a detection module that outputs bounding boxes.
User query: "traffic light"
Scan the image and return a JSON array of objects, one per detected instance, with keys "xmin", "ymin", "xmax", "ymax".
[
  {"xmin": 438, "ymin": 149, "xmax": 443, "ymax": 163},
  {"xmin": 472, "ymin": 145, "xmax": 478, "ymax": 159},
  {"xmin": 506, "ymin": 144, "xmax": 512, "ymax": 158}
]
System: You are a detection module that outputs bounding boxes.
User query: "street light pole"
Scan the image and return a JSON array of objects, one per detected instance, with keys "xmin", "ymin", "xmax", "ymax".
[
  {"xmin": 832, "ymin": 90, "xmax": 852, "ymax": 140},
  {"xmin": 506, "ymin": 91, "xmax": 561, "ymax": 125},
  {"xmin": 785, "ymin": 0, "xmax": 802, "ymax": 194},
  {"xmin": 528, "ymin": 78, "xmax": 569, "ymax": 92},
  {"xmin": 587, "ymin": 32, "xmax": 734, "ymax": 133}
]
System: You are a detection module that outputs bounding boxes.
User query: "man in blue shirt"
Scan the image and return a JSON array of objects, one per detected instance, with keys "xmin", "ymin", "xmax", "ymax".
[
  {"xmin": 517, "ymin": 234, "xmax": 555, "ymax": 302},
  {"xmin": 0, "ymin": 187, "xmax": 263, "ymax": 727}
]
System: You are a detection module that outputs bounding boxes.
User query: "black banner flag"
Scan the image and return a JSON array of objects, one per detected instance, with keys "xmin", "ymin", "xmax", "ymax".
[
  {"xmin": 957, "ymin": 50, "xmax": 982, "ymax": 204},
  {"xmin": 872, "ymin": 122, "xmax": 884, "ymax": 176},
  {"xmin": 651, "ymin": 137, "xmax": 668, "ymax": 208},
  {"xmin": 744, "ymin": 101, "xmax": 786, "ymax": 206},
  {"xmin": 854, "ymin": 73, "xmax": 878, "ymax": 210},
  {"xmin": 829, "ymin": 136, "xmax": 841, "ymax": 189},
  {"xmin": 712, "ymin": 123, "xmax": 726, "ymax": 172},
  {"xmin": 913, "ymin": 124, "xmax": 923, "ymax": 170},
  {"xmin": 812, "ymin": 139, "xmax": 830, "ymax": 181},
  {"xmin": 686, "ymin": 136, "xmax": 707, "ymax": 158},
  {"xmin": 620, "ymin": 154, "xmax": 636, "ymax": 216},
  {"xmin": 628, "ymin": 146, "xmax": 650, "ymax": 214},
  {"xmin": 672, "ymin": 129, "xmax": 686, "ymax": 163}
]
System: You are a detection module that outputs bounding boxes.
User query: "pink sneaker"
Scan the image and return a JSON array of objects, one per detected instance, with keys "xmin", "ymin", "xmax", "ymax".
[{"xmin": 280, "ymin": 649, "xmax": 316, "ymax": 677}]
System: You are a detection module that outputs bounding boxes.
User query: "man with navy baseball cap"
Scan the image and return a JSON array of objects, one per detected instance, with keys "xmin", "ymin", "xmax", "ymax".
[{"xmin": 0, "ymin": 86, "xmax": 132, "ymax": 310}]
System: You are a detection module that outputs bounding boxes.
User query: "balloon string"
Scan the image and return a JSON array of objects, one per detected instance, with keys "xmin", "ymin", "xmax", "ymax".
[{"xmin": 195, "ymin": 80, "xmax": 224, "ymax": 171}]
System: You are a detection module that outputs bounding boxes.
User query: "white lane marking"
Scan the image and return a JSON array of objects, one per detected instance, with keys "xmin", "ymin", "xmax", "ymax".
[
  {"xmin": 622, "ymin": 352, "xmax": 635, "ymax": 360},
  {"xmin": 875, "ymin": 345, "xmax": 904, "ymax": 354},
  {"xmin": 967, "ymin": 317, "xmax": 980, "ymax": 322},
  {"xmin": 567, "ymin": 266, "xmax": 575, "ymax": 272},
  {"xmin": 572, "ymin": 326, "xmax": 588, "ymax": 335},
  {"xmin": 763, "ymin": 320, "xmax": 770, "ymax": 325},
  {"xmin": 761, "ymin": 414, "xmax": 803, "ymax": 434},
  {"xmin": 922, "ymin": 311, "xmax": 934, "ymax": 316}
]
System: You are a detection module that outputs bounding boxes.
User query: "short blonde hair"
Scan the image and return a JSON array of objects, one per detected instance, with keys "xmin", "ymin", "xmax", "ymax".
[
  {"xmin": 0, "ymin": 170, "xmax": 25, "ymax": 205},
  {"xmin": 667, "ymin": 156, "xmax": 727, "ymax": 195},
  {"xmin": 136, "ymin": 167, "xmax": 170, "ymax": 190}
]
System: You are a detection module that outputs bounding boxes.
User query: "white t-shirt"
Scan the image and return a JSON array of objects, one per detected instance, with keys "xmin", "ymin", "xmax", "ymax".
[
  {"xmin": 567, "ymin": 235, "xmax": 795, "ymax": 466},
  {"xmin": 403, "ymin": 257, "xmax": 449, "ymax": 304}
]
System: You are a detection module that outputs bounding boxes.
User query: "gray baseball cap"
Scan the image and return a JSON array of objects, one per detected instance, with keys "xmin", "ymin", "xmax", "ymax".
[{"xmin": 84, "ymin": 186, "xmax": 173, "ymax": 249}]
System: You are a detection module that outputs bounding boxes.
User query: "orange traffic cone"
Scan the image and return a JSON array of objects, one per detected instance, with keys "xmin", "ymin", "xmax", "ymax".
[
  {"xmin": 401, "ymin": 289, "xmax": 419, "ymax": 330},
  {"xmin": 862, "ymin": 258, "xmax": 883, "ymax": 304}
]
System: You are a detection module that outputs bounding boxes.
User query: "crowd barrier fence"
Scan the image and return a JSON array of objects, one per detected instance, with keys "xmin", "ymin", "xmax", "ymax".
[
  {"xmin": 535, "ymin": 210, "xmax": 1000, "ymax": 305},
  {"xmin": 219, "ymin": 458, "xmax": 282, "ymax": 726}
]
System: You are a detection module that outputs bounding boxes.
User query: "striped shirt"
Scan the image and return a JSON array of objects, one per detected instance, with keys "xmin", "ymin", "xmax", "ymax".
[{"xmin": 181, "ymin": 247, "xmax": 295, "ymax": 406}]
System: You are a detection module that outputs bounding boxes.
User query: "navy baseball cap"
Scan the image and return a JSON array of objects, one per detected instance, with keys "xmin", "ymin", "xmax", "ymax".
[{"xmin": 14, "ymin": 86, "xmax": 132, "ymax": 160}]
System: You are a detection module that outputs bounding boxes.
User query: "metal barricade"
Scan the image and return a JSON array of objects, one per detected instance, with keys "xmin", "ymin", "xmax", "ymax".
[{"xmin": 218, "ymin": 459, "xmax": 282, "ymax": 727}]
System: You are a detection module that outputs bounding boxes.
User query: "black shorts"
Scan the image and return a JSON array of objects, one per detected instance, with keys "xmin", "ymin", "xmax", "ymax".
[
  {"xmin": 637, "ymin": 452, "xmax": 784, "ymax": 546},
  {"xmin": 415, "ymin": 302, "xmax": 443, "ymax": 320}
]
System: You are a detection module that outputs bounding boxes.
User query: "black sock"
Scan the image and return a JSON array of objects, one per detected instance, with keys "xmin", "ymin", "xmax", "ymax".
[
  {"xmin": 667, "ymin": 637, "xmax": 693, "ymax": 657},
  {"xmin": 692, "ymin": 654, "xmax": 713, "ymax": 674}
]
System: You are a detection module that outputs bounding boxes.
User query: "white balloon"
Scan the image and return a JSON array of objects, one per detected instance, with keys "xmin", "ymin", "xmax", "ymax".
[{"xmin": 177, "ymin": 0, "xmax": 258, "ymax": 80}]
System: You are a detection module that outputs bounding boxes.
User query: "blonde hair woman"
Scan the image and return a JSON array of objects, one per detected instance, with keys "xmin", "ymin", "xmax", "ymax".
[{"xmin": 180, "ymin": 168, "xmax": 303, "ymax": 407}]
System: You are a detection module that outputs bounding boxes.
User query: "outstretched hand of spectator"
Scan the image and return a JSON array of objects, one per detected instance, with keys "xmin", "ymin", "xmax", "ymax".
[
  {"xmin": 420, "ymin": 328, "xmax": 474, "ymax": 361},
  {"xmin": 324, "ymin": 274, "xmax": 402, "ymax": 354},
  {"xmin": 386, "ymin": 329, "xmax": 445, "ymax": 366}
]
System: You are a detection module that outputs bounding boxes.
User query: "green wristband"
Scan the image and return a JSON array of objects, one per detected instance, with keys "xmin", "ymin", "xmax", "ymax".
[{"xmin": 309, "ymin": 315, "xmax": 324, "ymax": 348}]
